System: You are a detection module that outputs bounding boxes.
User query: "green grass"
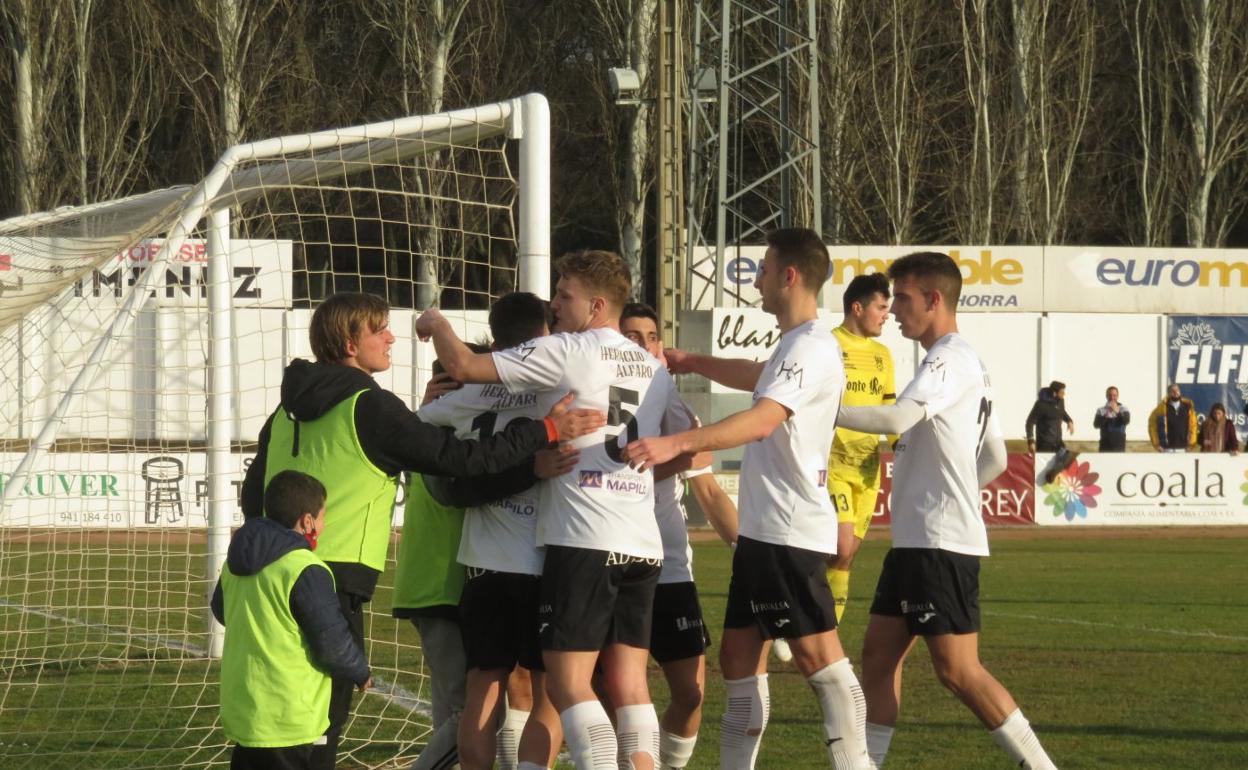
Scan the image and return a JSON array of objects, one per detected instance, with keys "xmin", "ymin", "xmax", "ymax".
[{"xmin": 1, "ymin": 531, "xmax": 1245, "ymax": 768}]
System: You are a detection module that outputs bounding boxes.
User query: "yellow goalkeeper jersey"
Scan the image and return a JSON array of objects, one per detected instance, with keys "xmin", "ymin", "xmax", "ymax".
[{"xmin": 829, "ymin": 325, "xmax": 896, "ymax": 482}]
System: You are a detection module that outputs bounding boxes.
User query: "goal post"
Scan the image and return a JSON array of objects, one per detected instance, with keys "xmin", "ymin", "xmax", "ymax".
[{"xmin": 0, "ymin": 93, "xmax": 550, "ymax": 768}]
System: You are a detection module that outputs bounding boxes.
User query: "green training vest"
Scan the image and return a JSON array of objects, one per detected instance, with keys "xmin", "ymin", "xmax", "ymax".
[
  {"xmin": 392, "ymin": 473, "xmax": 466, "ymax": 610},
  {"xmin": 266, "ymin": 390, "xmax": 399, "ymax": 570},
  {"xmin": 219, "ymin": 548, "xmax": 333, "ymax": 748}
]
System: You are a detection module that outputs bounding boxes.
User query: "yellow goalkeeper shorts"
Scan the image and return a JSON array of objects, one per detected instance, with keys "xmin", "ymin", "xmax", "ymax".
[{"xmin": 829, "ymin": 475, "xmax": 880, "ymax": 540}]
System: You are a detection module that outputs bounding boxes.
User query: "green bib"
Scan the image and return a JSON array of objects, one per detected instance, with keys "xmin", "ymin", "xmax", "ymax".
[
  {"xmin": 392, "ymin": 473, "xmax": 466, "ymax": 610},
  {"xmin": 219, "ymin": 548, "xmax": 332, "ymax": 747},
  {"xmin": 266, "ymin": 390, "xmax": 399, "ymax": 570}
]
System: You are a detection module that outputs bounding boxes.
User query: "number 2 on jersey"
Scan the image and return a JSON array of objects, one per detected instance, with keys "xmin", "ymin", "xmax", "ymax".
[
  {"xmin": 975, "ymin": 397, "xmax": 992, "ymax": 454},
  {"xmin": 604, "ymin": 386, "xmax": 640, "ymax": 463}
]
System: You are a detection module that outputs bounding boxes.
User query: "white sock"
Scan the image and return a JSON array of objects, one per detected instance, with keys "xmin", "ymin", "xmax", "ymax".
[
  {"xmin": 719, "ymin": 674, "xmax": 769, "ymax": 770},
  {"xmin": 991, "ymin": 709, "xmax": 1057, "ymax": 770},
  {"xmin": 560, "ymin": 700, "xmax": 618, "ymax": 770},
  {"xmin": 616, "ymin": 703, "xmax": 661, "ymax": 769},
  {"xmin": 865, "ymin": 722, "xmax": 894, "ymax": 768},
  {"xmin": 807, "ymin": 658, "xmax": 872, "ymax": 770},
  {"xmin": 496, "ymin": 707, "xmax": 529, "ymax": 770},
  {"xmin": 659, "ymin": 730, "xmax": 697, "ymax": 769}
]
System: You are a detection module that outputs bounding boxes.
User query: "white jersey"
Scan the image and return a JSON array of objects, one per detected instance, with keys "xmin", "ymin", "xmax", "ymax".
[
  {"xmin": 655, "ymin": 465, "xmax": 712, "ymax": 584},
  {"xmin": 493, "ymin": 327, "xmax": 693, "ymax": 559},
  {"xmin": 417, "ymin": 383, "xmax": 546, "ymax": 575},
  {"xmin": 889, "ymin": 332, "xmax": 999, "ymax": 556},
  {"xmin": 738, "ymin": 320, "xmax": 844, "ymax": 554}
]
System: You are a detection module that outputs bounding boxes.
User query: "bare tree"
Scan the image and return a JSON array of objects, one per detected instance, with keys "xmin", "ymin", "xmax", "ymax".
[
  {"xmin": 955, "ymin": 0, "xmax": 1006, "ymax": 243},
  {"xmin": 1, "ymin": 0, "xmax": 69, "ymax": 214},
  {"xmin": 1178, "ymin": 0, "xmax": 1248, "ymax": 247},
  {"xmin": 1011, "ymin": 0, "xmax": 1095, "ymax": 244}
]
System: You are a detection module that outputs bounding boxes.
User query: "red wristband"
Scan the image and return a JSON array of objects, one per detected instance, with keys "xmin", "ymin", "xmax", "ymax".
[{"xmin": 543, "ymin": 417, "xmax": 559, "ymax": 444}]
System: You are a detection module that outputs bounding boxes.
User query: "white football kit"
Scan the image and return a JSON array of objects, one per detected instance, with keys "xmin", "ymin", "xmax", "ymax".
[
  {"xmin": 417, "ymin": 382, "xmax": 551, "ymax": 575},
  {"xmin": 493, "ymin": 327, "xmax": 693, "ymax": 560},
  {"xmin": 889, "ymin": 332, "xmax": 1000, "ymax": 557},
  {"xmin": 737, "ymin": 320, "xmax": 845, "ymax": 555}
]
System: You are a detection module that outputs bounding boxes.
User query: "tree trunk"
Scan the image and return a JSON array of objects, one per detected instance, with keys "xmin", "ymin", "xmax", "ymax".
[
  {"xmin": 1186, "ymin": 0, "xmax": 1211, "ymax": 247},
  {"xmin": 619, "ymin": 0, "xmax": 656, "ymax": 300}
]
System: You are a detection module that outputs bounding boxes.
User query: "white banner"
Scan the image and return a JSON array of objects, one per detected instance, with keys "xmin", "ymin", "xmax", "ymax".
[
  {"xmin": 1034, "ymin": 452, "xmax": 1248, "ymax": 526},
  {"xmin": 1043, "ymin": 246, "xmax": 1248, "ymax": 313},
  {"xmin": 70, "ymin": 238, "xmax": 292, "ymax": 308},
  {"xmin": 708, "ymin": 307, "xmax": 840, "ymax": 393},
  {"xmin": 0, "ymin": 451, "xmax": 410, "ymax": 529},
  {"xmin": 698, "ymin": 244, "xmax": 1045, "ymax": 312}
]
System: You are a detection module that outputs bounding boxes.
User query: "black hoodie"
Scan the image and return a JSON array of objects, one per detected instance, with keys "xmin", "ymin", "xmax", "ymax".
[
  {"xmin": 240, "ymin": 359, "xmax": 550, "ymax": 597},
  {"xmin": 210, "ymin": 516, "xmax": 370, "ymax": 686}
]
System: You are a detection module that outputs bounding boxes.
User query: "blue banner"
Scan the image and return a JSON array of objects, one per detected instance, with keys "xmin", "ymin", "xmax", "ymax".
[{"xmin": 1167, "ymin": 315, "xmax": 1248, "ymax": 443}]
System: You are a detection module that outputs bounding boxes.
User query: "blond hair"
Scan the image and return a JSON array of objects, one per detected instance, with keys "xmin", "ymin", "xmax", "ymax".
[
  {"xmin": 554, "ymin": 250, "xmax": 632, "ymax": 308},
  {"xmin": 309, "ymin": 293, "xmax": 390, "ymax": 363}
]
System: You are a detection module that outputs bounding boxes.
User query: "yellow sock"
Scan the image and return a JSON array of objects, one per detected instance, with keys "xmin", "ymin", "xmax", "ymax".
[{"xmin": 828, "ymin": 568, "xmax": 851, "ymax": 623}]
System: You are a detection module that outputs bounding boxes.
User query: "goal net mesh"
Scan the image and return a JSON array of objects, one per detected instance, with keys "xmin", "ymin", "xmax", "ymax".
[{"xmin": 0, "ymin": 97, "xmax": 542, "ymax": 769}]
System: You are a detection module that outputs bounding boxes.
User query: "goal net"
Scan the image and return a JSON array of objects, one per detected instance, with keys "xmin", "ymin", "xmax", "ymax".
[{"xmin": 0, "ymin": 94, "xmax": 550, "ymax": 769}]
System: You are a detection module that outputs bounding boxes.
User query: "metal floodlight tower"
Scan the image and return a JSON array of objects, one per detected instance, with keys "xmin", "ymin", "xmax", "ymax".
[{"xmin": 682, "ymin": 0, "xmax": 822, "ymax": 310}]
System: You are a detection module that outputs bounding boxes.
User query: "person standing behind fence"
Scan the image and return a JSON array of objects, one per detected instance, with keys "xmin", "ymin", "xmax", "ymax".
[
  {"xmin": 1093, "ymin": 386, "xmax": 1130, "ymax": 452},
  {"xmin": 1025, "ymin": 381, "xmax": 1073, "ymax": 454},
  {"xmin": 1199, "ymin": 402, "xmax": 1240, "ymax": 455},
  {"xmin": 1148, "ymin": 384, "xmax": 1197, "ymax": 452}
]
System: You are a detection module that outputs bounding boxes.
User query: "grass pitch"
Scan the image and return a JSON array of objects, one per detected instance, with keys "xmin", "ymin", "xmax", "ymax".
[{"xmin": 1, "ymin": 529, "xmax": 1245, "ymax": 769}]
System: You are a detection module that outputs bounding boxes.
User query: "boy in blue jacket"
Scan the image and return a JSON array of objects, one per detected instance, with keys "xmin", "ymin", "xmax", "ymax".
[{"xmin": 211, "ymin": 470, "xmax": 372, "ymax": 770}]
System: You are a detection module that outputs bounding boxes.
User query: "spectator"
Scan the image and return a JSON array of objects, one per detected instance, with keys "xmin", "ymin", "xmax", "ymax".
[
  {"xmin": 1199, "ymin": 402, "xmax": 1240, "ymax": 455},
  {"xmin": 1025, "ymin": 380, "xmax": 1074, "ymax": 453},
  {"xmin": 1148, "ymin": 384, "xmax": 1197, "ymax": 452},
  {"xmin": 1093, "ymin": 386, "xmax": 1130, "ymax": 452}
]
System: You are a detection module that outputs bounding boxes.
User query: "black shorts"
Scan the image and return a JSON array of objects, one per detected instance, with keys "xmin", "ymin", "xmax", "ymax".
[
  {"xmin": 539, "ymin": 545, "xmax": 661, "ymax": 651},
  {"xmin": 869, "ymin": 548, "xmax": 981, "ymax": 636},
  {"xmin": 723, "ymin": 536, "xmax": 838, "ymax": 639},
  {"xmin": 649, "ymin": 581, "xmax": 711, "ymax": 663},
  {"xmin": 459, "ymin": 568, "xmax": 544, "ymax": 671}
]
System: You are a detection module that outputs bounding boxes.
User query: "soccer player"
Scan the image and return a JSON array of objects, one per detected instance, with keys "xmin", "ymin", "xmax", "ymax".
[
  {"xmin": 240, "ymin": 292, "xmax": 605, "ymax": 770},
  {"xmin": 835, "ymin": 252, "xmax": 1057, "ymax": 770},
  {"xmin": 620, "ymin": 302, "xmax": 740, "ymax": 770},
  {"xmin": 212, "ymin": 470, "xmax": 371, "ymax": 770},
  {"xmin": 415, "ymin": 250, "xmax": 693, "ymax": 770},
  {"xmin": 826, "ymin": 274, "xmax": 896, "ymax": 621},
  {"xmin": 625, "ymin": 228, "xmax": 872, "ymax": 770},
  {"xmin": 415, "ymin": 292, "xmax": 573, "ymax": 770}
]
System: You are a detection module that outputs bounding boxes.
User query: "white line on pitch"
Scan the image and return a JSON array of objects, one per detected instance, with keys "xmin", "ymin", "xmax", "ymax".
[
  {"xmin": 985, "ymin": 609, "xmax": 1248, "ymax": 642},
  {"xmin": 0, "ymin": 599, "xmax": 433, "ymax": 717}
]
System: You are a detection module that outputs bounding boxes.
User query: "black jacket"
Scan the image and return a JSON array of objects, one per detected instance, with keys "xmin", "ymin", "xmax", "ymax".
[
  {"xmin": 210, "ymin": 516, "xmax": 370, "ymax": 686},
  {"xmin": 240, "ymin": 359, "xmax": 551, "ymax": 597},
  {"xmin": 1025, "ymin": 388, "xmax": 1071, "ymax": 452}
]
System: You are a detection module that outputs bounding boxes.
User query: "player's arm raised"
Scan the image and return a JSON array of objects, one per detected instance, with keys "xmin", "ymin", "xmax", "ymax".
[
  {"xmin": 415, "ymin": 308, "xmax": 500, "ymax": 383},
  {"xmin": 665, "ymin": 348, "xmax": 765, "ymax": 392},
  {"xmin": 625, "ymin": 397, "xmax": 789, "ymax": 472}
]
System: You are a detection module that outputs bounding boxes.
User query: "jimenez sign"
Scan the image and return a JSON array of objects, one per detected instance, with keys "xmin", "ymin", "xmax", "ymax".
[
  {"xmin": 1168, "ymin": 315, "xmax": 1248, "ymax": 443},
  {"xmin": 1034, "ymin": 452, "xmax": 1248, "ymax": 526}
]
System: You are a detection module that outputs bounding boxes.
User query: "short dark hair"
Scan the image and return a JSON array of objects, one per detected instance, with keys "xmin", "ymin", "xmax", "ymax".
[
  {"xmin": 555, "ymin": 250, "xmax": 632, "ymax": 309},
  {"xmin": 264, "ymin": 470, "xmax": 327, "ymax": 529},
  {"xmin": 432, "ymin": 342, "xmax": 490, "ymax": 376},
  {"xmin": 765, "ymin": 228, "xmax": 830, "ymax": 292},
  {"xmin": 1049, "ymin": 380, "xmax": 1066, "ymax": 394},
  {"xmin": 309, "ymin": 293, "xmax": 390, "ymax": 363},
  {"xmin": 887, "ymin": 251, "xmax": 962, "ymax": 306},
  {"xmin": 620, "ymin": 302, "xmax": 659, "ymax": 326},
  {"xmin": 489, "ymin": 292, "xmax": 550, "ymax": 349},
  {"xmin": 842, "ymin": 273, "xmax": 890, "ymax": 315}
]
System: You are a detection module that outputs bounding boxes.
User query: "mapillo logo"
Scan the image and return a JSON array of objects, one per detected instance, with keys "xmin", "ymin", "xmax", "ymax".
[{"xmin": 579, "ymin": 470, "xmax": 603, "ymax": 488}]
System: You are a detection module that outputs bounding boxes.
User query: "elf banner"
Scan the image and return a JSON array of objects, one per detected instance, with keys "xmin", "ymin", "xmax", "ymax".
[{"xmin": 1168, "ymin": 315, "xmax": 1248, "ymax": 442}]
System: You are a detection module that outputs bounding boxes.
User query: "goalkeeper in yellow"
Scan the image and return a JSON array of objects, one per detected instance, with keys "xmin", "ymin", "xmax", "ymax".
[{"xmin": 827, "ymin": 273, "xmax": 896, "ymax": 622}]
